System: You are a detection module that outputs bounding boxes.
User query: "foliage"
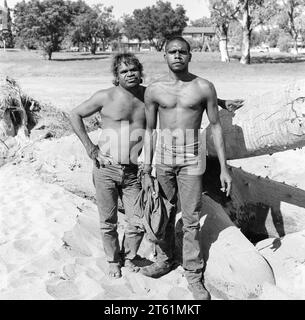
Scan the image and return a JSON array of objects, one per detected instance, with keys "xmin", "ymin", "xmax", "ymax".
[
  {"xmin": 122, "ymin": 1, "xmax": 188, "ymax": 51},
  {"xmin": 0, "ymin": 7, "xmax": 14, "ymax": 48},
  {"xmin": 13, "ymin": 0, "xmax": 71, "ymax": 60},
  {"xmin": 277, "ymin": 32, "xmax": 293, "ymax": 52},
  {"xmin": 277, "ymin": 0, "xmax": 305, "ymax": 51},
  {"xmin": 190, "ymin": 17, "xmax": 214, "ymax": 27},
  {"xmin": 236, "ymin": 0, "xmax": 280, "ymax": 64},
  {"xmin": 209, "ymin": 0, "xmax": 240, "ymax": 37},
  {"xmin": 69, "ymin": 4, "xmax": 119, "ymax": 54},
  {"xmin": 209, "ymin": 38, "xmax": 221, "ymax": 52},
  {"xmin": 187, "ymin": 38, "xmax": 204, "ymax": 51},
  {"xmin": 257, "ymin": 28, "xmax": 281, "ymax": 48},
  {"xmin": 228, "ymin": 20, "xmax": 242, "ymax": 47}
]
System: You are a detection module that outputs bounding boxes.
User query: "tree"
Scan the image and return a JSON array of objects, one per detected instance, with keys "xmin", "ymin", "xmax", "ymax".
[
  {"xmin": 0, "ymin": 2, "xmax": 14, "ymax": 48},
  {"xmin": 190, "ymin": 17, "xmax": 213, "ymax": 27},
  {"xmin": 238, "ymin": 0, "xmax": 279, "ymax": 64},
  {"xmin": 278, "ymin": 0, "xmax": 305, "ymax": 54},
  {"xmin": 70, "ymin": 4, "xmax": 118, "ymax": 54},
  {"xmin": 209, "ymin": 0, "xmax": 240, "ymax": 62},
  {"xmin": 228, "ymin": 20, "xmax": 243, "ymax": 49},
  {"xmin": 13, "ymin": 0, "xmax": 71, "ymax": 59},
  {"xmin": 123, "ymin": 1, "xmax": 188, "ymax": 51}
]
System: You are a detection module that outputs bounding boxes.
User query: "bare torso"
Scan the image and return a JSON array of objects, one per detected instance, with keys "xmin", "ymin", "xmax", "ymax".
[
  {"xmin": 149, "ymin": 75, "xmax": 209, "ymax": 147},
  {"xmin": 98, "ymin": 86, "xmax": 146, "ymax": 164}
]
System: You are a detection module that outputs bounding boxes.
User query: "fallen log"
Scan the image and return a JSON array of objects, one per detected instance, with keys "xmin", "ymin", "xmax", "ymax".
[
  {"xmin": 203, "ymin": 80, "xmax": 305, "ymax": 159},
  {"xmin": 202, "ymin": 158, "xmax": 305, "ymax": 242}
]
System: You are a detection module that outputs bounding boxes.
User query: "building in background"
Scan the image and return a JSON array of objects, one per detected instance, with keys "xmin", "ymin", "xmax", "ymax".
[
  {"xmin": 116, "ymin": 26, "xmax": 217, "ymax": 52},
  {"xmin": 182, "ymin": 26, "xmax": 216, "ymax": 42},
  {"xmin": 182, "ymin": 26, "xmax": 216, "ymax": 51}
]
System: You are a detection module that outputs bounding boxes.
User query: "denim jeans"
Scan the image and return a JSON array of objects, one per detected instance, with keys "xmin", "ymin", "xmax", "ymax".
[
  {"xmin": 154, "ymin": 144, "xmax": 205, "ymax": 284},
  {"xmin": 92, "ymin": 163, "xmax": 144, "ymax": 263}
]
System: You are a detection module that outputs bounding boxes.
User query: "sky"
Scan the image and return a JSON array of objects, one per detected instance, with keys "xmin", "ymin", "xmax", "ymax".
[{"xmin": 5, "ymin": 0, "xmax": 211, "ymax": 21}]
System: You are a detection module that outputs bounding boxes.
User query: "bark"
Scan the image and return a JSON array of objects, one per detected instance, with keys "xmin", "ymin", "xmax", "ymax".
[
  {"xmin": 218, "ymin": 24, "xmax": 230, "ymax": 62},
  {"xmin": 240, "ymin": 0, "xmax": 251, "ymax": 65},
  {"xmin": 202, "ymin": 80, "xmax": 305, "ymax": 160},
  {"xmin": 293, "ymin": 36, "xmax": 298, "ymax": 54},
  {"xmin": 202, "ymin": 158, "xmax": 305, "ymax": 243}
]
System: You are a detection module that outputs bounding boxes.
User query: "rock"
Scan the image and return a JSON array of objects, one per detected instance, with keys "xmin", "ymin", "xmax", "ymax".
[{"xmin": 197, "ymin": 195, "xmax": 275, "ymax": 299}]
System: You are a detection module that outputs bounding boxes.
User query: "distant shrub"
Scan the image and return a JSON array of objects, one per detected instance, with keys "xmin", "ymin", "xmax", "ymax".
[
  {"xmin": 186, "ymin": 38, "xmax": 204, "ymax": 52},
  {"xmin": 209, "ymin": 38, "xmax": 220, "ymax": 52},
  {"xmin": 277, "ymin": 34, "xmax": 291, "ymax": 52}
]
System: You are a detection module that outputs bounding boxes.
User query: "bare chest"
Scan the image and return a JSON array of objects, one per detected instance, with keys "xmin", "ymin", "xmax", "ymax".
[
  {"xmin": 101, "ymin": 96, "xmax": 145, "ymax": 123},
  {"xmin": 156, "ymin": 85, "xmax": 205, "ymax": 110}
]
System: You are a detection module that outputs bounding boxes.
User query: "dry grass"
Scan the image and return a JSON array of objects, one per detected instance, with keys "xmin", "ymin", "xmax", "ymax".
[{"xmin": 1, "ymin": 48, "xmax": 305, "ymax": 118}]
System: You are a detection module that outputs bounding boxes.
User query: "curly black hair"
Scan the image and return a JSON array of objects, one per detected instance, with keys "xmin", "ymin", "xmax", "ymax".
[
  {"xmin": 111, "ymin": 53, "xmax": 143, "ymax": 86},
  {"xmin": 165, "ymin": 36, "xmax": 191, "ymax": 53}
]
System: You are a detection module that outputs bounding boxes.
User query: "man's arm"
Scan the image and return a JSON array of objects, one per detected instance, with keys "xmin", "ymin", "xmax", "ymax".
[
  {"xmin": 69, "ymin": 91, "xmax": 104, "ymax": 160},
  {"xmin": 217, "ymin": 98, "xmax": 244, "ymax": 112},
  {"xmin": 206, "ymin": 82, "xmax": 232, "ymax": 196},
  {"xmin": 143, "ymin": 85, "xmax": 158, "ymax": 191}
]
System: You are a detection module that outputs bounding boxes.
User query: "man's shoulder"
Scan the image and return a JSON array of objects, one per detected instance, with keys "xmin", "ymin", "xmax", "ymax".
[
  {"xmin": 194, "ymin": 76, "xmax": 214, "ymax": 89},
  {"xmin": 92, "ymin": 86, "xmax": 115, "ymax": 97},
  {"xmin": 146, "ymin": 76, "xmax": 168, "ymax": 91}
]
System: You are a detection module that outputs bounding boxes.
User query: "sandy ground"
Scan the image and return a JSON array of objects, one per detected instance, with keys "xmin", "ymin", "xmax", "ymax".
[
  {"xmin": 1, "ymin": 50, "xmax": 305, "ymax": 300},
  {"xmin": 1, "ymin": 140, "xmax": 304, "ymax": 300},
  {"xmin": 0, "ymin": 162, "xmax": 195, "ymax": 300}
]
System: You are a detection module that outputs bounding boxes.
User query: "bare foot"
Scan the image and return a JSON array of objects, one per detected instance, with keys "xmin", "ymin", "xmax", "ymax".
[
  {"xmin": 108, "ymin": 262, "xmax": 122, "ymax": 279},
  {"xmin": 124, "ymin": 259, "xmax": 140, "ymax": 273}
]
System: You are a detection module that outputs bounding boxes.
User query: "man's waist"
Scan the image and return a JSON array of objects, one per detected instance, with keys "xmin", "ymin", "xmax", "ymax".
[{"xmin": 159, "ymin": 141, "xmax": 200, "ymax": 154}]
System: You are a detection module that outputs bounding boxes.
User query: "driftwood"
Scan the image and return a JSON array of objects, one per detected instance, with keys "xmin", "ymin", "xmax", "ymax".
[
  {"xmin": 204, "ymin": 80, "xmax": 305, "ymax": 159},
  {"xmin": 202, "ymin": 158, "xmax": 305, "ymax": 242}
]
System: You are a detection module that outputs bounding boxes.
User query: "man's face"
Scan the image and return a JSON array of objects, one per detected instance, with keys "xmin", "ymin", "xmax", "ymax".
[
  {"xmin": 117, "ymin": 62, "xmax": 141, "ymax": 89},
  {"xmin": 164, "ymin": 40, "xmax": 191, "ymax": 72}
]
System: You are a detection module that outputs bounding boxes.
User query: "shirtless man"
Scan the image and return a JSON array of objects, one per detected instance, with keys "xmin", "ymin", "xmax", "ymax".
[
  {"xmin": 141, "ymin": 37, "xmax": 232, "ymax": 300},
  {"xmin": 70, "ymin": 53, "xmax": 146, "ymax": 278},
  {"xmin": 70, "ymin": 52, "xmax": 240, "ymax": 280}
]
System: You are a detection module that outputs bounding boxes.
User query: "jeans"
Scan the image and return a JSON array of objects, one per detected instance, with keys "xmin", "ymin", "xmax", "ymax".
[
  {"xmin": 154, "ymin": 144, "xmax": 205, "ymax": 284},
  {"xmin": 92, "ymin": 163, "xmax": 144, "ymax": 263}
]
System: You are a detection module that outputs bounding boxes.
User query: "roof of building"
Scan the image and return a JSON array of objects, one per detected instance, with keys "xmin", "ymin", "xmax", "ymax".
[{"xmin": 183, "ymin": 26, "xmax": 216, "ymax": 34}]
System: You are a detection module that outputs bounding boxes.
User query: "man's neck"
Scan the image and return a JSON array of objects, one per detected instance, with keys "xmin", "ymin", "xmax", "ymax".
[
  {"xmin": 119, "ymin": 84, "xmax": 142, "ymax": 96},
  {"xmin": 168, "ymin": 69, "xmax": 192, "ymax": 82}
]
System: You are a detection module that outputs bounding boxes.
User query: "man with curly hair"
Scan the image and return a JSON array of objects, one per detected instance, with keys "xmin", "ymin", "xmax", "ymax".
[{"xmin": 70, "ymin": 53, "xmax": 147, "ymax": 279}]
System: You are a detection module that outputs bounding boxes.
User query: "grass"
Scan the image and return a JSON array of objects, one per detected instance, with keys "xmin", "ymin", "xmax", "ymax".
[{"xmin": 1, "ymin": 48, "xmax": 305, "ymax": 112}]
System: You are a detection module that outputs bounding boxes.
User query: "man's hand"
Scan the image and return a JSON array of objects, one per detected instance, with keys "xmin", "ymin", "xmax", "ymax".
[
  {"xmin": 87, "ymin": 144, "xmax": 115, "ymax": 168},
  {"xmin": 225, "ymin": 99, "xmax": 244, "ymax": 112},
  {"xmin": 142, "ymin": 173, "xmax": 155, "ymax": 194},
  {"xmin": 220, "ymin": 168, "xmax": 232, "ymax": 197},
  {"xmin": 87, "ymin": 144, "xmax": 100, "ymax": 161}
]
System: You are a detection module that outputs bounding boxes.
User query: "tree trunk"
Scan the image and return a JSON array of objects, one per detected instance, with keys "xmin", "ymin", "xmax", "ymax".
[
  {"xmin": 101, "ymin": 40, "xmax": 106, "ymax": 52},
  {"xmin": 218, "ymin": 24, "xmax": 230, "ymax": 62},
  {"xmin": 90, "ymin": 37, "xmax": 97, "ymax": 54},
  {"xmin": 293, "ymin": 36, "xmax": 298, "ymax": 55},
  {"xmin": 202, "ymin": 158, "xmax": 305, "ymax": 243},
  {"xmin": 240, "ymin": 0, "xmax": 251, "ymax": 65},
  {"xmin": 202, "ymin": 80, "xmax": 305, "ymax": 159},
  {"xmin": 90, "ymin": 43, "xmax": 97, "ymax": 55}
]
